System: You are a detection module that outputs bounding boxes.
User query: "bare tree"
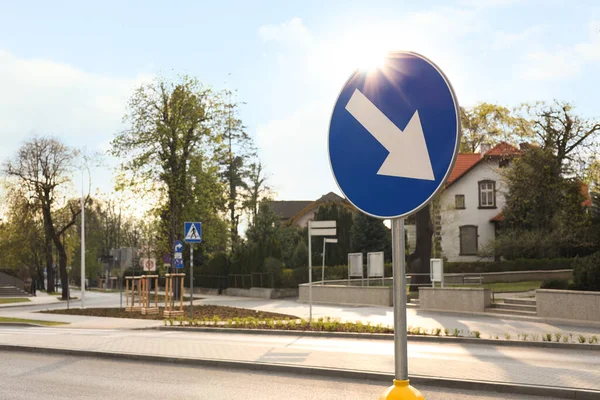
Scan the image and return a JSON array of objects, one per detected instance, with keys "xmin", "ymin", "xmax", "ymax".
[
  {"xmin": 519, "ymin": 101, "xmax": 600, "ymax": 175},
  {"xmin": 4, "ymin": 137, "xmax": 83, "ymax": 298}
]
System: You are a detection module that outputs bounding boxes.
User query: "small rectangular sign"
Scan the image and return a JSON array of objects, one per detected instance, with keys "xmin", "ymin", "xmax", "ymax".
[
  {"xmin": 310, "ymin": 220, "xmax": 336, "ymax": 229},
  {"xmin": 310, "ymin": 228, "xmax": 336, "ymax": 236},
  {"xmin": 174, "ymin": 258, "xmax": 184, "ymax": 269},
  {"xmin": 174, "ymin": 252, "xmax": 183, "ymax": 260}
]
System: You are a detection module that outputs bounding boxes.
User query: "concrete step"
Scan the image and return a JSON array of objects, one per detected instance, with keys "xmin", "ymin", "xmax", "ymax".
[
  {"xmin": 492, "ymin": 303, "xmax": 537, "ymax": 312},
  {"xmin": 485, "ymin": 307, "xmax": 537, "ymax": 316},
  {"xmin": 503, "ymin": 298, "xmax": 536, "ymax": 306}
]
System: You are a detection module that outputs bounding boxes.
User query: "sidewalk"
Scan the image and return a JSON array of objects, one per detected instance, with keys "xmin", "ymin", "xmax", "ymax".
[
  {"xmin": 0, "ymin": 291, "xmax": 61, "ymax": 309},
  {"xmin": 0, "ymin": 326, "xmax": 598, "ymax": 395},
  {"xmin": 1, "ymin": 292, "xmax": 598, "ymax": 338}
]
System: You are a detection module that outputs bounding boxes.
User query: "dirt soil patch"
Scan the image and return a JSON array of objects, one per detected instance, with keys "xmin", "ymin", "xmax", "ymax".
[{"xmin": 42, "ymin": 305, "xmax": 298, "ymax": 321}]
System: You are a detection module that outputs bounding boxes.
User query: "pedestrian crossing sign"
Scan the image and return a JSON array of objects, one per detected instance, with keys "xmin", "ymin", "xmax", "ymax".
[{"xmin": 184, "ymin": 222, "xmax": 202, "ymax": 243}]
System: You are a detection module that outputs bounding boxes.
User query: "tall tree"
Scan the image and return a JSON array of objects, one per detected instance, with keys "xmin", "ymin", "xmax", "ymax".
[
  {"xmin": 111, "ymin": 76, "xmax": 215, "ymax": 262},
  {"xmin": 215, "ymin": 89, "xmax": 255, "ymax": 247},
  {"xmin": 518, "ymin": 101, "xmax": 600, "ymax": 175},
  {"xmin": 460, "ymin": 103, "xmax": 527, "ymax": 153},
  {"xmin": 0, "ymin": 181, "xmax": 46, "ymax": 286},
  {"xmin": 244, "ymin": 161, "xmax": 269, "ymax": 226},
  {"xmin": 4, "ymin": 137, "xmax": 82, "ymax": 298},
  {"xmin": 313, "ymin": 203, "xmax": 354, "ymax": 266},
  {"xmin": 350, "ymin": 212, "xmax": 391, "ymax": 259}
]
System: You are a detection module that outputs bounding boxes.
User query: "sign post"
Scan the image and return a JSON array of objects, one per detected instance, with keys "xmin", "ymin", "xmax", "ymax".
[
  {"xmin": 307, "ymin": 220, "xmax": 336, "ymax": 324},
  {"xmin": 321, "ymin": 238, "xmax": 338, "ymax": 285},
  {"xmin": 184, "ymin": 222, "xmax": 202, "ymax": 319},
  {"xmin": 328, "ymin": 51, "xmax": 460, "ymax": 400}
]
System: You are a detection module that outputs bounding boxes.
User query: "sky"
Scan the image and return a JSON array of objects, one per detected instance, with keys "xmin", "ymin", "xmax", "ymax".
[{"xmin": 0, "ymin": 0, "xmax": 599, "ymax": 207}]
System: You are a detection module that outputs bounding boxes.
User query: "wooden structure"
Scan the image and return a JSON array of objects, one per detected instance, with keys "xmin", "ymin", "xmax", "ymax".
[
  {"xmin": 164, "ymin": 273, "xmax": 185, "ymax": 318},
  {"xmin": 140, "ymin": 275, "xmax": 159, "ymax": 315},
  {"xmin": 125, "ymin": 276, "xmax": 143, "ymax": 312}
]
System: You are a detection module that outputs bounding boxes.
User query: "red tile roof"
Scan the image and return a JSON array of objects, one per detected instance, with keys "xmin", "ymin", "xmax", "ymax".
[
  {"xmin": 446, "ymin": 153, "xmax": 481, "ymax": 186},
  {"xmin": 485, "ymin": 142, "xmax": 523, "ymax": 157},
  {"xmin": 446, "ymin": 142, "xmax": 524, "ymax": 187},
  {"xmin": 490, "ymin": 212, "xmax": 504, "ymax": 222}
]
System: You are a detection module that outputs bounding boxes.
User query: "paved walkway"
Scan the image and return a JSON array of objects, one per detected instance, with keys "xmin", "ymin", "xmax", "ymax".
[
  {"xmin": 0, "ymin": 291, "xmax": 61, "ymax": 308},
  {"xmin": 0, "ymin": 326, "xmax": 598, "ymax": 393},
  {"xmin": 1, "ymin": 291, "xmax": 599, "ymax": 339},
  {"xmin": 198, "ymin": 295, "xmax": 600, "ymax": 339}
]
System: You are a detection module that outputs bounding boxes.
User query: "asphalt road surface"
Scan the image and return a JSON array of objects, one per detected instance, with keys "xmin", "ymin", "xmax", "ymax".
[{"xmin": 0, "ymin": 351, "xmax": 559, "ymax": 400}]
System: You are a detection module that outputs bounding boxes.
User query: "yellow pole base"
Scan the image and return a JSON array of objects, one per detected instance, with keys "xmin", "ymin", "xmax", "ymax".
[{"xmin": 379, "ymin": 380, "xmax": 424, "ymax": 400}]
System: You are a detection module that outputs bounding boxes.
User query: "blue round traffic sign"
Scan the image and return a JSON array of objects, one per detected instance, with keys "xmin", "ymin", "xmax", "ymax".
[{"xmin": 328, "ymin": 51, "xmax": 460, "ymax": 219}]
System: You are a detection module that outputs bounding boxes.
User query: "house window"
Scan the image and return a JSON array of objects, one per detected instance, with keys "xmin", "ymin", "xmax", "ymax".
[
  {"xmin": 478, "ymin": 180, "xmax": 496, "ymax": 208},
  {"xmin": 459, "ymin": 225, "xmax": 478, "ymax": 255},
  {"xmin": 499, "ymin": 159, "xmax": 509, "ymax": 168},
  {"xmin": 455, "ymin": 194, "xmax": 465, "ymax": 209}
]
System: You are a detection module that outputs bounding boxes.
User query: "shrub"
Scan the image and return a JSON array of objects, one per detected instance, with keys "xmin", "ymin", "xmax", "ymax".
[
  {"xmin": 572, "ymin": 252, "xmax": 600, "ymax": 291},
  {"xmin": 445, "ymin": 258, "xmax": 574, "ymax": 274},
  {"xmin": 540, "ymin": 279, "xmax": 570, "ymax": 290}
]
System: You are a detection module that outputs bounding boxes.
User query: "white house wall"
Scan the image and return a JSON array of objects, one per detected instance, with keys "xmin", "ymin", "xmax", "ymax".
[{"xmin": 439, "ymin": 159, "xmax": 507, "ymax": 262}]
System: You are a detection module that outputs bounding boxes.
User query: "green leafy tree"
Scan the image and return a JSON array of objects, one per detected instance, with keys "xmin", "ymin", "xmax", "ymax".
[
  {"xmin": 313, "ymin": 203, "xmax": 354, "ymax": 266},
  {"xmin": 498, "ymin": 147, "xmax": 591, "ymax": 258},
  {"xmin": 350, "ymin": 212, "xmax": 391, "ymax": 257},
  {"xmin": 4, "ymin": 137, "xmax": 83, "ymax": 297},
  {"xmin": 111, "ymin": 76, "xmax": 216, "ymax": 262},
  {"xmin": 460, "ymin": 103, "xmax": 528, "ymax": 153}
]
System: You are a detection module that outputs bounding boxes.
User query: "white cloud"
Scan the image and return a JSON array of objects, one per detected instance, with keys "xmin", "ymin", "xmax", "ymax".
[
  {"xmin": 519, "ymin": 21, "xmax": 600, "ymax": 80},
  {"xmin": 493, "ymin": 26, "xmax": 544, "ymax": 50},
  {"xmin": 255, "ymin": 101, "xmax": 337, "ymax": 200},
  {"xmin": 520, "ymin": 48, "xmax": 582, "ymax": 80},
  {"xmin": 258, "ymin": 17, "xmax": 313, "ymax": 45},
  {"xmin": 0, "ymin": 49, "xmax": 153, "ymax": 194},
  {"xmin": 458, "ymin": 0, "xmax": 520, "ymax": 7}
]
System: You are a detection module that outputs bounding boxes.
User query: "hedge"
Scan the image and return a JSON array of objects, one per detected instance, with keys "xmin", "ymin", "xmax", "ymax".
[{"xmin": 445, "ymin": 258, "xmax": 575, "ymax": 274}]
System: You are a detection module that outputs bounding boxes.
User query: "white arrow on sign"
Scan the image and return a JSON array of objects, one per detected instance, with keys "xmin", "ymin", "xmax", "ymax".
[{"xmin": 345, "ymin": 89, "xmax": 435, "ymax": 181}]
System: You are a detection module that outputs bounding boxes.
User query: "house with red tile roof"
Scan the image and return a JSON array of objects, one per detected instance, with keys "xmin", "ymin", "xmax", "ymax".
[
  {"xmin": 437, "ymin": 141, "xmax": 592, "ymax": 262},
  {"xmin": 437, "ymin": 142, "xmax": 522, "ymax": 262}
]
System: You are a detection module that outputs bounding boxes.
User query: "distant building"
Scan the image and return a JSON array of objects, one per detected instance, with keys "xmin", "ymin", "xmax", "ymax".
[{"xmin": 270, "ymin": 192, "xmax": 353, "ymax": 228}]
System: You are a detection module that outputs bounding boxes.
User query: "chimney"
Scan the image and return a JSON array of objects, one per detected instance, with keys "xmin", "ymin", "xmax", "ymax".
[{"xmin": 480, "ymin": 143, "xmax": 491, "ymax": 155}]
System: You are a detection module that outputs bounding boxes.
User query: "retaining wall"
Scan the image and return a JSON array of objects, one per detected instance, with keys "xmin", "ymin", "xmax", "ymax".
[
  {"xmin": 419, "ymin": 287, "xmax": 492, "ymax": 313},
  {"xmin": 299, "ymin": 284, "xmax": 393, "ymax": 307},
  {"xmin": 536, "ymin": 289, "xmax": 600, "ymax": 322}
]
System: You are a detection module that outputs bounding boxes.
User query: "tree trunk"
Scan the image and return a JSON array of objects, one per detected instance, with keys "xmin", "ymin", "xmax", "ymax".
[
  {"xmin": 408, "ymin": 205, "xmax": 433, "ymax": 294},
  {"xmin": 45, "ymin": 227, "xmax": 55, "ymax": 293},
  {"xmin": 54, "ymin": 237, "xmax": 69, "ymax": 300}
]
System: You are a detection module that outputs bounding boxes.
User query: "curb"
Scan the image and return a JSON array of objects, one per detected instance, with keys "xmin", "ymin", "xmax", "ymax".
[
  {"xmin": 0, "ymin": 322, "xmax": 45, "ymax": 328},
  {"xmin": 0, "ymin": 343, "xmax": 598, "ymax": 400},
  {"xmin": 150, "ymin": 326, "xmax": 600, "ymax": 351}
]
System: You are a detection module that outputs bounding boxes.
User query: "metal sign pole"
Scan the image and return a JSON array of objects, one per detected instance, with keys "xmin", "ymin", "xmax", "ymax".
[
  {"xmin": 321, "ymin": 238, "xmax": 326, "ymax": 285},
  {"xmin": 190, "ymin": 244, "xmax": 194, "ymax": 319},
  {"xmin": 308, "ymin": 221, "xmax": 313, "ymax": 325},
  {"xmin": 392, "ymin": 217, "xmax": 408, "ymax": 382}
]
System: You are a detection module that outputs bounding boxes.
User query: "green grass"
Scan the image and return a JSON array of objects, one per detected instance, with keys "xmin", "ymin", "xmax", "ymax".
[
  {"xmin": 0, "ymin": 317, "xmax": 67, "ymax": 326},
  {"xmin": 448, "ymin": 281, "xmax": 542, "ymax": 293},
  {"xmin": 0, "ymin": 298, "xmax": 31, "ymax": 304}
]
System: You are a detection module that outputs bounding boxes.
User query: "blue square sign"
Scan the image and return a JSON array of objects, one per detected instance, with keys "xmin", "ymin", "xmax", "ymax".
[{"xmin": 184, "ymin": 222, "xmax": 202, "ymax": 243}]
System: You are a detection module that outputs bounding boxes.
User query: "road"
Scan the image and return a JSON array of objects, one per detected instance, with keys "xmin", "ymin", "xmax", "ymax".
[
  {"xmin": 0, "ymin": 326, "xmax": 598, "ymax": 392},
  {"xmin": 0, "ymin": 351, "xmax": 558, "ymax": 400}
]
